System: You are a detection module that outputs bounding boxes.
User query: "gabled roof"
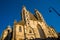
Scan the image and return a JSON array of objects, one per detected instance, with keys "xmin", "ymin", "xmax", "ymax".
[{"xmin": 29, "ymin": 12, "xmax": 37, "ymax": 21}]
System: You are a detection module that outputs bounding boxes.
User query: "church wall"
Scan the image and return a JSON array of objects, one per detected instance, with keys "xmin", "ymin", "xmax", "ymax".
[
  {"xmin": 28, "ymin": 20, "xmax": 41, "ymax": 38},
  {"xmin": 15, "ymin": 24, "xmax": 25, "ymax": 40}
]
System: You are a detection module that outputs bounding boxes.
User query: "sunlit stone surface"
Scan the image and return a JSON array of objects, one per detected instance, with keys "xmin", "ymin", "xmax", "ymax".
[{"xmin": 1, "ymin": 6, "xmax": 59, "ymax": 40}]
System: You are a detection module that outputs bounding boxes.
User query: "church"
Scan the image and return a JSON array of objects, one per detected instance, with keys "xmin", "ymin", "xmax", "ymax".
[{"xmin": 1, "ymin": 6, "xmax": 58, "ymax": 40}]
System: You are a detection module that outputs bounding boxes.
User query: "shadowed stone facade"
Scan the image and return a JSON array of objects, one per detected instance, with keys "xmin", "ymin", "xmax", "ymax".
[{"xmin": 1, "ymin": 6, "xmax": 58, "ymax": 40}]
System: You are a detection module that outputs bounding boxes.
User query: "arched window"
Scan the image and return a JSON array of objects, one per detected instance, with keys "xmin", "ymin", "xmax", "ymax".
[
  {"xmin": 19, "ymin": 26, "xmax": 22, "ymax": 32},
  {"xmin": 29, "ymin": 30, "xmax": 32, "ymax": 33},
  {"xmin": 37, "ymin": 24, "xmax": 45, "ymax": 38}
]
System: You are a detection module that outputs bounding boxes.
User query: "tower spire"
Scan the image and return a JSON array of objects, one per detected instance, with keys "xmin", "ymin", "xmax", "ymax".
[
  {"xmin": 22, "ymin": 6, "xmax": 27, "ymax": 21},
  {"xmin": 22, "ymin": 5, "xmax": 26, "ymax": 10},
  {"xmin": 35, "ymin": 9, "xmax": 44, "ymax": 22}
]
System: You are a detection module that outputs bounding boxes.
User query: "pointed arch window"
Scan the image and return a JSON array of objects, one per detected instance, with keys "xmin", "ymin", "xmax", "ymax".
[{"xmin": 19, "ymin": 26, "xmax": 22, "ymax": 32}]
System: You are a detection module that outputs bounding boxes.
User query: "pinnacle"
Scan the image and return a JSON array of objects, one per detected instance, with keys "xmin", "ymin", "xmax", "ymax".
[
  {"xmin": 34, "ymin": 9, "xmax": 38, "ymax": 12},
  {"xmin": 14, "ymin": 19, "xmax": 17, "ymax": 23},
  {"xmin": 22, "ymin": 5, "xmax": 26, "ymax": 10}
]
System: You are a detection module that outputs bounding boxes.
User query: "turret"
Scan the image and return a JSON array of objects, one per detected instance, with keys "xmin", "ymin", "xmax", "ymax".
[
  {"xmin": 7, "ymin": 25, "xmax": 12, "ymax": 32},
  {"xmin": 21, "ymin": 6, "xmax": 31, "ymax": 25},
  {"xmin": 22, "ymin": 6, "xmax": 27, "ymax": 21},
  {"xmin": 1, "ymin": 25, "xmax": 12, "ymax": 40},
  {"xmin": 35, "ymin": 9, "xmax": 45, "ymax": 22}
]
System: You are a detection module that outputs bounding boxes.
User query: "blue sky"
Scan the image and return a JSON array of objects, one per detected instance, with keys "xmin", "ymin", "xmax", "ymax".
[{"xmin": 0, "ymin": 0, "xmax": 60, "ymax": 36}]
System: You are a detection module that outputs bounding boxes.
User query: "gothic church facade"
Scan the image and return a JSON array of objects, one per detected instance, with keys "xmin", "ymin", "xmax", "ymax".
[{"xmin": 1, "ymin": 6, "xmax": 58, "ymax": 40}]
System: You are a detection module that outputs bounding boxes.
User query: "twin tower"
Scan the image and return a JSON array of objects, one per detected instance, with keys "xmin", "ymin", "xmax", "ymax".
[{"xmin": 1, "ymin": 6, "xmax": 58, "ymax": 40}]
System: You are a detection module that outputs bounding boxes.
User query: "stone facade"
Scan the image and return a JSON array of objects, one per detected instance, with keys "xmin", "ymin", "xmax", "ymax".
[{"xmin": 1, "ymin": 6, "xmax": 58, "ymax": 40}]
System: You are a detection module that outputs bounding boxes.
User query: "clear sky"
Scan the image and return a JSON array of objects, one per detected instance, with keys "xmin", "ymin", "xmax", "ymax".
[{"xmin": 0, "ymin": 0, "xmax": 60, "ymax": 36}]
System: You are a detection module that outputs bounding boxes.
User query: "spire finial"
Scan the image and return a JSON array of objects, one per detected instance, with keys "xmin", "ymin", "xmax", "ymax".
[
  {"xmin": 14, "ymin": 19, "xmax": 17, "ymax": 24},
  {"xmin": 35, "ymin": 9, "xmax": 37, "ymax": 11},
  {"xmin": 34, "ymin": 9, "xmax": 38, "ymax": 12},
  {"xmin": 8, "ymin": 25, "xmax": 11, "ymax": 27},
  {"xmin": 22, "ymin": 5, "xmax": 26, "ymax": 8},
  {"xmin": 22, "ymin": 5, "xmax": 26, "ymax": 10}
]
